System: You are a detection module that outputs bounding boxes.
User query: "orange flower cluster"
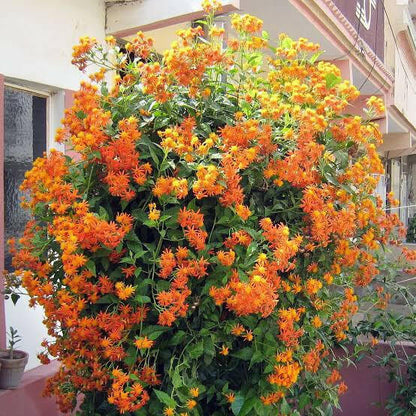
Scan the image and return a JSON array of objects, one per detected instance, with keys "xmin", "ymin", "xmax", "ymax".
[
  {"xmin": 260, "ymin": 218, "xmax": 302, "ymax": 271},
  {"xmin": 153, "ymin": 177, "xmax": 189, "ymax": 199},
  {"xmin": 108, "ymin": 368, "xmax": 150, "ymax": 413},
  {"xmin": 163, "ymin": 26, "xmax": 224, "ymax": 94},
  {"xmin": 125, "ymin": 31, "xmax": 154, "ymax": 60},
  {"xmin": 268, "ymin": 361, "xmax": 301, "ymax": 388},
  {"xmin": 210, "ymin": 254, "xmax": 283, "ymax": 318},
  {"xmin": 101, "ymin": 117, "xmax": 146, "ymax": 200},
  {"xmin": 192, "ymin": 165, "xmax": 224, "ymax": 199},
  {"xmin": 158, "ymin": 246, "xmax": 209, "ymax": 326},
  {"xmin": 71, "ymin": 36, "xmax": 97, "ymax": 70},
  {"xmin": 277, "ymin": 308, "xmax": 305, "ymax": 347},
  {"xmin": 55, "ymin": 82, "xmax": 111, "ymax": 154},
  {"xmin": 302, "ymin": 340, "xmax": 328, "ymax": 373},
  {"xmin": 178, "ymin": 207, "xmax": 208, "ymax": 251}
]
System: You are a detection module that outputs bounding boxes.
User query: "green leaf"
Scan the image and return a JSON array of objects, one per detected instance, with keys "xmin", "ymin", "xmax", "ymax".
[
  {"xmin": 134, "ymin": 249, "xmax": 147, "ymax": 260},
  {"xmin": 135, "ymin": 295, "xmax": 151, "ymax": 304},
  {"xmin": 324, "ymin": 404, "xmax": 334, "ymax": 416},
  {"xmin": 98, "ymin": 206, "xmax": 109, "ymax": 220},
  {"xmin": 299, "ymin": 393, "xmax": 310, "ymax": 410},
  {"xmin": 238, "ymin": 397, "xmax": 257, "ymax": 416},
  {"xmin": 11, "ymin": 294, "xmax": 20, "ymax": 305},
  {"xmin": 280, "ymin": 398, "xmax": 291, "ymax": 415},
  {"xmin": 76, "ymin": 110, "xmax": 87, "ymax": 120},
  {"xmin": 232, "ymin": 347, "xmax": 253, "ymax": 361},
  {"xmin": 168, "ymin": 330, "xmax": 186, "ymax": 346},
  {"xmin": 85, "ymin": 260, "xmax": 96, "ymax": 276},
  {"xmin": 248, "ymin": 52, "xmax": 263, "ymax": 67},
  {"xmin": 281, "ymin": 37, "xmax": 293, "ymax": 49},
  {"xmin": 310, "ymin": 51, "xmax": 323, "ymax": 64},
  {"xmin": 142, "ymin": 325, "xmax": 170, "ymax": 340},
  {"xmin": 231, "ymin": 393, "xmax": 244, "ymax": 415},
  {"xmin": 172, "ymin": 369, "xmax": 182, "ymax": 389},
  {"xmin": 249, "ymin": 350, "xmax": 263, "ymax": 368},
  {"xmin": 188, "ymin": 341, "xmax": 204, "ymax": 359},
  {"xmin": 325, "ymin": 73, "xmax": 342, "ymax": 89},
  {"xmin": 96, "ymin": 294, "xmax": 120, "ymax": 304},
  {"xmin": 154, "ymin": 389, "xmax": 176, "ymax": 408},
  {"xmin": 123, "ymin": 346, "xmax": 137, "ymax": 366},
  {"xmin": 127, "ymin": 240, "xmax": 143, "ymax": 251}
]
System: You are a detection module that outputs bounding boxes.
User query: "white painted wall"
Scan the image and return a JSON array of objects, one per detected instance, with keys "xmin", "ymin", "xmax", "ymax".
[
  {"xmin": 5, "ymin": 296, "xmax": 51, "ymax": 370},
  {"xmin": 1, "ymin": 0, "xmax": 105, "ymax": 370},
  {"xmin": 394, "ymin": 51, "xmax": 416, "ymax": 129},
  {"xmin": 0, "ymin": 0, "xmax": 105, "ymax": 91}
]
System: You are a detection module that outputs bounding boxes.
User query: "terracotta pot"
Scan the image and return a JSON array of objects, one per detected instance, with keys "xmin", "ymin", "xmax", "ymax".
[{"xmin": 0, "ymin": 349, "xmax": 28, "ymax": 389}]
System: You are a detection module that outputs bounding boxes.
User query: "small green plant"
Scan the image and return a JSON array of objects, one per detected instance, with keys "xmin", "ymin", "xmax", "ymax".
[
  {"xmin": 7, "ymin": 327, "xmax": 22, "ymax": 360},
  {"xmin": 406, "ymin": 214, "xmax": 416, "ymax": 243}
]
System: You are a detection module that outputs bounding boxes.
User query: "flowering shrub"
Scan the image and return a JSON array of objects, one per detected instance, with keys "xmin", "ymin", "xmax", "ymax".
[{"xmin": 7, "ymin": 1, "xmax": 414, "ymax": 415}]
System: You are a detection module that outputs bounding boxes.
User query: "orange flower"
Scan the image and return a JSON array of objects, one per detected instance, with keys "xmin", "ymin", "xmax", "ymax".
[
  {"xmin": 202, "ymin": 0, "xmax": 222, "ymax": 13},
  {"xmin": 231, "ymin": 324, "xmax": 245, "ymax": 336},
  {"xmin": 163, "ymin": 407, "xmax": 175, "ymax": 416},
  {"xmin": 235, "ymin": 204, "xmax": 251, "ymax": 220},
  {"xmin": 115, "ymin": 282, "xmax": 135, "ymax": 300},
  {"xmin": 220, "ymin": 345, "xmax": 229, "ymax": 356},
  {"xmin": 134, "ymin": 337, "xmax": 154, "ymax": 349},
  {"xmin": 231, "ymin": 13, "xmax": 263, "ymax": 34},
  {"xmin": 159, "ymin": 248, "xmax": 177, "ymax": 278},
  {"xmin": 327, "ymin": 369, "xmax": 341, "ymax": 384},
  {"xmin": 148, "ymin": 203, "xmax": 160, "ymax": 221},
  {"xmin": 305, "ymin": 278, "xmax": 323, "ymax": 296},
  {"xmin": 268, "ymin": 362, "xmax": 301, "ymax": 388},
  {"xmin": 225, "ymin": 393, "xmax": 235, "ymax": 403},
  {"xmin": 261, "ymin": 391, "xmax": 284, "ymax": 406},
  {"xmin": 178, "ymin": 207, "xmax": 204, "ymax": 228},
  {"xmin": 338, "ymin": 381, "xmax": 348, "ymax": 395},
  {"xmin": 243, "ymin": 330, "xmax": 253, "ymax": 342},
  {"xmin": 189, "ymin": 387, "xmax": 199, "ymax": 398},
  {"xmin": 276, "ymin": 349, "xmax": 293, "ymax": 363},
  {"xmin": 186, "ymin": 399, "xmax": 197, "ymax": 409},
  {"xmin": 217, "ymin": 250, "xmax": 236, "ymax": 266},
  {"xmin": 312, "ymin": 316, "xmax": 322, "ymax": 328}
]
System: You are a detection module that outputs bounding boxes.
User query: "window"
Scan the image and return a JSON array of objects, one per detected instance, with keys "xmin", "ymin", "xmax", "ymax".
[{"xmin": 4, "ymin": 85, "xmax": 47, "ymax": 270}]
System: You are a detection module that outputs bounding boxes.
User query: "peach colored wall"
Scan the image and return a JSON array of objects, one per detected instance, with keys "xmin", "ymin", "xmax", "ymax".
[{"xmin": 334, "ymin": 343, "xmax": 414, "ymax": 416}]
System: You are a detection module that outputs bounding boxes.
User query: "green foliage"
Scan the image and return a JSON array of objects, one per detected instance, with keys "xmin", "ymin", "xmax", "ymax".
[
  {"xmin": 7, "ymin": 327, "xmax": 22, "ymax": 359},
  {"xmin": 406, "ymin": 214, "xmax": 416, "ymax": 243}
]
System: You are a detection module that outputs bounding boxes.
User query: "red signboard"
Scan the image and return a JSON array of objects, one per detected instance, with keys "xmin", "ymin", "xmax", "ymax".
[{"xmin": 333, "ymin": 0, "xmax": 384, "ymax": 62}]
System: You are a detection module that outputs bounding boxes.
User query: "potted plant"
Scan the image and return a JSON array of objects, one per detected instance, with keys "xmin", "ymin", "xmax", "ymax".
[{"xmin": 0, "ymin": 327, "xmax": 28, "ymax": 389}]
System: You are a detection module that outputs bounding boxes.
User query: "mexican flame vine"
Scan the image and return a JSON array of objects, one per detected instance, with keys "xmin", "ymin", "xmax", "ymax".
[{"xmin": 6, "ymin": 1, "xmax": 414, "ymax": 415}]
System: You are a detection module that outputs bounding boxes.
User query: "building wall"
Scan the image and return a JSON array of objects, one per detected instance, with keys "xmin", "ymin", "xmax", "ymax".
[{"xmin": 0, "ymin": 0, "xmax": 105, "ymax": 91}]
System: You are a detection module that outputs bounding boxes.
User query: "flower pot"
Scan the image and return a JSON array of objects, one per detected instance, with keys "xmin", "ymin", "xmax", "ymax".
[{"xmin": 0, "ymin": 349, "xmax": 28, "ymax": 389}]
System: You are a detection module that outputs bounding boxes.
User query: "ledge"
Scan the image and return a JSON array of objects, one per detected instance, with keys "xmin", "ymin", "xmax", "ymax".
[{"xmin": 0, "ymin": 360, "xmax": 62, "ymax": 416}]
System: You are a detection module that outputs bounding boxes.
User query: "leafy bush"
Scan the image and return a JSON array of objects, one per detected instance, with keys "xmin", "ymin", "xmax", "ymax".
[
  {"xmin": 406, "ymin": 214, "xmax": 416, "ymax": 243},
  {"xmin": 6, "ymin": 1, "xmax": 414, "ymax": 415}
]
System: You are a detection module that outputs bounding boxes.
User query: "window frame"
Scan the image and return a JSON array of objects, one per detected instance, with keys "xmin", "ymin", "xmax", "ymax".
[{"xmin": 0, "ymin": 78, "xmax": 65, "ymax": 348}]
